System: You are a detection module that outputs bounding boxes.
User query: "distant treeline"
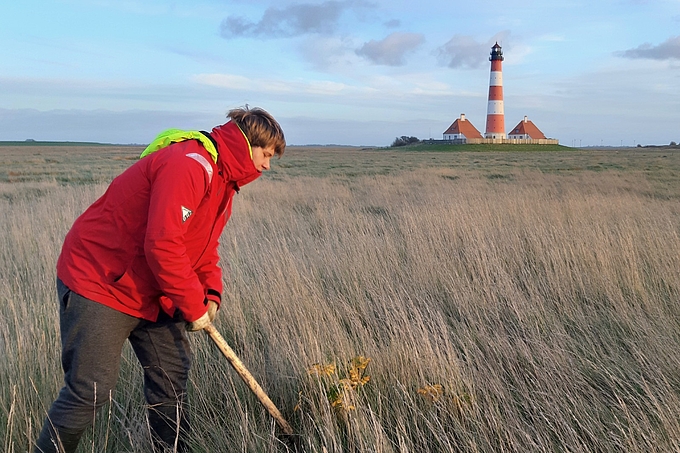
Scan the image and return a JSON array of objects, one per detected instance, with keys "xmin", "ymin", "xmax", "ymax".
[{"xmin": 391, "ymin": 136, "xmax": 420, "ymax": 147}]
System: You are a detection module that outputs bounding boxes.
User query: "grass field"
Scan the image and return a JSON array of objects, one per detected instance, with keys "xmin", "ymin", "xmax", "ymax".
[{"xmin": 2, "ymin": 144, "xmax": 680, "ymax": 452}]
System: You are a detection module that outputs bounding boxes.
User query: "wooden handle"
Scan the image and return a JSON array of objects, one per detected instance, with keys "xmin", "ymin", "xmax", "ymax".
[{"xmin": 204, "ymin": 323, "xmax": 294, "ymax": 435}]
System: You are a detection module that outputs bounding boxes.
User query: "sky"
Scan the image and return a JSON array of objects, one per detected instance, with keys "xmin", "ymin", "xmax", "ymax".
[{"xmin": 1, "ymin": 0, "xmax": 679, "ymax": 146}]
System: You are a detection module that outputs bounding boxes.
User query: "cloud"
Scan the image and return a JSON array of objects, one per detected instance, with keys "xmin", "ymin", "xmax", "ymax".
[
  {"xmin": 384, "ymin": 19, "xmax": 400, "ymax": 28},
  {"xmin": 299, "ymin": 36, "xmax": 363, "ymax": 71},
  {"xmin": 193, "ymin": 72, "xmax": 367, "ymax": 97},
  {"xmin": 437, "ymin": 31, "xmax": 510, "ymax": 69},
  {"xmin": 617, "ymin": 35, "xmax": 680, "ymax": 60},
  {"xmin": 356, "ymin": 32, "xmax": 425, "ymax": 66},
  {"xmin": 220, "ymin": 1, "xmax": 371, "ymax": 39}
]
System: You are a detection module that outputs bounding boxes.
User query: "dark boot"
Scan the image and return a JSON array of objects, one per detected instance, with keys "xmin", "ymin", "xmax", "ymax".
[
  {"xmin": 33, "ymin": 421, "xmax": 84, "ymax": 453},
  {"xmin": 148, "ymin": 403, "xmax": 190, "ymax": 453}
]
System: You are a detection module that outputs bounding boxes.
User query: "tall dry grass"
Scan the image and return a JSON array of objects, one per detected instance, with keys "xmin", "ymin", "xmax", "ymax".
[{"xmin": 2, "ymin": 162, "xmax": 680, "ymax": 452}]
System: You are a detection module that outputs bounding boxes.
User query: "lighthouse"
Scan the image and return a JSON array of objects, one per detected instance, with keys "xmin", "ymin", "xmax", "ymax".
[{"xmin": 484, "ymin": 42, "xmax": 506, "ymax": 139}]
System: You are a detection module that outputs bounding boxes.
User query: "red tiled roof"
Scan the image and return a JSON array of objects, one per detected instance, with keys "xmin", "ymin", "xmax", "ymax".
[
  {"xmin": 443, "ymin": 116, "xmax": 483, "ymax": 139},
  {"xmin": 509, "ymin": 118, "xmax": 546, "ymax": 139}
]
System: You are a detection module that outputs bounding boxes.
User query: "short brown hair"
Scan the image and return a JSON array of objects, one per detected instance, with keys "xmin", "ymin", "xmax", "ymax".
[{"xmin": 227, "ymin": 106, "xmax": 286, "ymax": 157}]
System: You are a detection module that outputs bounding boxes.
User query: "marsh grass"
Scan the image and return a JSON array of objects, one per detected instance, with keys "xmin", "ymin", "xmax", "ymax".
[
  {"xmin": 0, "ymin": 145, "xmax": 141, "ymax": 184},
  {"xmin": 2, "ymin": 146, "xmax": 680, "ymax": 452}
]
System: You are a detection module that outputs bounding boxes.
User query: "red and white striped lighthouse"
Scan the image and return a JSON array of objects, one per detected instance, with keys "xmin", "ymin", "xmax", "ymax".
[{"xmin": 484, "ymin": 42, "xmax": 506, "ymax": 139}]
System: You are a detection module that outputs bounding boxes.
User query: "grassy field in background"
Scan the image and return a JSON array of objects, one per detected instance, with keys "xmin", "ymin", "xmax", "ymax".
[{"xmin": 2, "ymin": 144, "xmax": 680, "ymax": 452}]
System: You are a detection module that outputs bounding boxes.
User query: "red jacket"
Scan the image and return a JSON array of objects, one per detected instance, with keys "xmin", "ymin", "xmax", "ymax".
[{"xmin": 57, "ymin": 121, "xmax": 260, "ymax": 322}]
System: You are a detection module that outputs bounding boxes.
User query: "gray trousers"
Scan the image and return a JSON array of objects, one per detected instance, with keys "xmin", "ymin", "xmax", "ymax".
[{"xmin": 34, "ymin": 279, "xmax": 192, "ymax": 453}]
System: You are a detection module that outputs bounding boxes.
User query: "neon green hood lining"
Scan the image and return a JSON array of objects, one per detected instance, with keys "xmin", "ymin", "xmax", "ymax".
[
  {"xmin": 139, "ymin": 127, "xmax": 254, "ymax": 164},
  {"xmin": 140, "ymin": 129, "xmax": 219, "ymax": 162}
]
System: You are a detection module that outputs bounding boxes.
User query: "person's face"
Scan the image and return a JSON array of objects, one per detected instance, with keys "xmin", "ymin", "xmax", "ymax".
[{"xmin": 251, "ymin": 145, "xmax": 275, "ymax": 171}]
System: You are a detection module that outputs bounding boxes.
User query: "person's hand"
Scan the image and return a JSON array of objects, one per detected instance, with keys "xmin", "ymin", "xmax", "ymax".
[
  {"xmin": 186, "ymin": 300, "xmax": 218, "ymax": 332},
  {"xmin": 207, "ymin": 299, "xmax": 218, "ymax": 322}
]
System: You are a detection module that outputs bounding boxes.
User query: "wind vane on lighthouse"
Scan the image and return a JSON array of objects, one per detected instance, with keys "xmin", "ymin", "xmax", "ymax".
[{"xmin": 485, "ymin": 42, "xmax": 506, "ymax": 139}]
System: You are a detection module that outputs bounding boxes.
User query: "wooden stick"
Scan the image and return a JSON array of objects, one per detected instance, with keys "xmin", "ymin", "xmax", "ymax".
[{"xmin": 204, "ymin": 323, "xmax": 294, "ymax": 435}]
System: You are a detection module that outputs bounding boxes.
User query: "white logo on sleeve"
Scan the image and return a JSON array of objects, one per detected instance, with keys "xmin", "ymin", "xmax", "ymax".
[{"xmin": 182, "ymin": 206, "xmax": 193, "ymax": 223}]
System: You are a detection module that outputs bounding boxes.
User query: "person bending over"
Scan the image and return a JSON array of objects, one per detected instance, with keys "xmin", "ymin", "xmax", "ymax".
[{"xmin": 34, "ymin": 106, "xmax": 285, "ymax": 453}]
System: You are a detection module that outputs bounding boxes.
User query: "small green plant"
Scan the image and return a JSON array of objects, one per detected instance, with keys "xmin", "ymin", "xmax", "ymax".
[
  {"xmin": 417, "ymin": 384, "xmax": 444, "ymax": 403},
  {"xmin": 305, "ymin": 356, "xmax": 371, "ymax": 414},
  {"xmin": 417, "ymin": 383, "xmax": 475, "ymax": 419}
]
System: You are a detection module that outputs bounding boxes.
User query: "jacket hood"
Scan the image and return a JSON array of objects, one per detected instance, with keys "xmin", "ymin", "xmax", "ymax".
[{"xmin": 211, "ymin": 121, "xmax": 261, "ymax": 188}]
